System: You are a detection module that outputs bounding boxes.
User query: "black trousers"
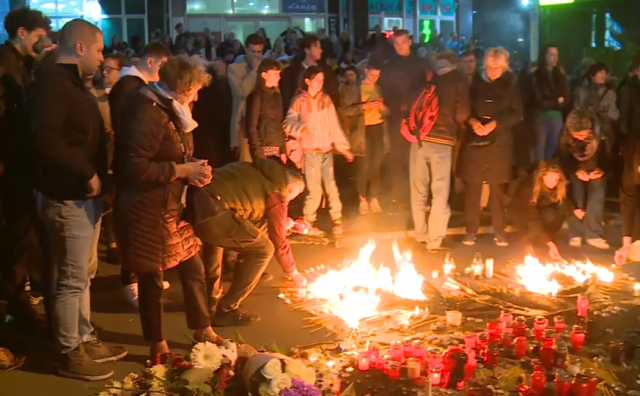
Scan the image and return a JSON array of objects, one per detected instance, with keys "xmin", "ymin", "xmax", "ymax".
[
  {"xmin": 195, "ymin": 210, "xmax": 274, "ymax": 313},
  {"xmin": 137, "ymin": 254, "xmax": 210, "ymax": 342},
  {"xmin": 388, "ymin": 115, "xmax": 410, "ymax": 203},
  {"xmin": 512, "ymin": 205, "xmax": 566, "ymax": 245},
  {"xmin": 356, "ymin": 123, "xmax": 385, "ymax": 199},
  {"xmin": 465, "ymin": 182, "xmax": 506, "ymax": 235},
  {"xmin": 620, "ymin": 159, "xmax": 640, "ymax": 240}
]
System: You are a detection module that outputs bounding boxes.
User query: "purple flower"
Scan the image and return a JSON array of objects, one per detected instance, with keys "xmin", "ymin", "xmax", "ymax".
[{"xmin": 281, "ymin": 379, "xmax": 322, "ymax": 396}]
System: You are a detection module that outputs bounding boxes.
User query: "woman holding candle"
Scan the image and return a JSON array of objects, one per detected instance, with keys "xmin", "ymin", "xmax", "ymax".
[{"xmin": 509, "ymin": 159, "xmax": 570, "ymax": 260}]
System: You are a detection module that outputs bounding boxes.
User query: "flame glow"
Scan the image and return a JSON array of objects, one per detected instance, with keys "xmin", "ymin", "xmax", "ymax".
[
  {"xmin": 306, "ymin": 239, "xmax": 427, "ymax": 328},
  {"xmin": 516, "ymin": 255, "xmax": 614, "ymax": 296}
]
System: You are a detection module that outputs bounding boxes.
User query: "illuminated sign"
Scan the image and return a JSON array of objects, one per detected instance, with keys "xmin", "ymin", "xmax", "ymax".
[
  {"xmin": 420, "ymin": 19, "xmax": 432, "ymax": 43},
  {"xmin": 539, "ymin": 0, "xmax": 575, "ymax": 5}
]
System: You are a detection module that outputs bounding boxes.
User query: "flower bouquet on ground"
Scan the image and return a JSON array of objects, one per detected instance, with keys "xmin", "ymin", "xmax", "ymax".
[
  {"xmin": 96, "ymin": 340, "xmax": 239, "ymax": 396},
  {"xmin": 243, "ymin": 352, "xmax": 321, "ymax": 396}
]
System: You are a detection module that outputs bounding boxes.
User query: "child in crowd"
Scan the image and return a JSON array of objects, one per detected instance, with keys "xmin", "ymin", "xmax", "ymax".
[
  {"xmin": 284, "ymin": 66, "xmax": 354, "ymax": 236},
  {"xmin": 339, "ymin": 61, "xmax": 388, "ymax": 214},
  {"xmin": 246, "ymin": 59, "xmax": 287, "ymax": 163}
]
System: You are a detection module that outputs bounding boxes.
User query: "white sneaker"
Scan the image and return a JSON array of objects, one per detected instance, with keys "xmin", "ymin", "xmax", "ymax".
[
  {"xmin": 587, "ymin": 238, "xmax": 610, "ymax": 250},
  {"xmin": 359, "ymin": 199, "xmax": 369, "ymax": 215},
  {"xmin": 569, "ymin": 237, "xmax": 582, "ymax": 248},
  {"xmin": 123, "ymin": 284, "xmax": 139, "ymax": 310},
  {"xmin": 162, "ymin": 281, "xmax": 171, "ymax": 290},
  {"xmin": 369, "ymin": 198, "xmax": 382, "ymax": 213}
]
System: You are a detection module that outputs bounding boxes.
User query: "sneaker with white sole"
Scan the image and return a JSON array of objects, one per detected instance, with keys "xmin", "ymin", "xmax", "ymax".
[
  {"xmin": 587, "ymin": 238, "xmax": 610, "ymax": 250},
  {"xmin": 569, "ymin": 237, "xmax": 582, "ymax": 247},
  {"xmin": 359, "ymin": 198, "xmax": 369, "ymax": 215},
  {"xmin": 369, "ymin": 198, "xmax": 382, "ymax": 213},
  {"xmin": 462, "ymin": 233, "xmax": 476, "ymax": 246},
  {"xmin": 123, "ymin": 284, "xmax": 139, "ymax": 310}
]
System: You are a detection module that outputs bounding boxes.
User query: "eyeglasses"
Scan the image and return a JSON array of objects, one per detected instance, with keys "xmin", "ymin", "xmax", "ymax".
[{"xmin": 101, "ymin": 66, "xmax": 121, "ymax": 73}]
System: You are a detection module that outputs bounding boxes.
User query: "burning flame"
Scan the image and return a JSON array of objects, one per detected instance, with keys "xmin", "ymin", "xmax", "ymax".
[
  {"xmin": 306, "ymin": 239, "xmax": 427, "ymax": 328},
  {"xmin": 516, "ymin": 255, "xmax": 614, "ymax": 296}
]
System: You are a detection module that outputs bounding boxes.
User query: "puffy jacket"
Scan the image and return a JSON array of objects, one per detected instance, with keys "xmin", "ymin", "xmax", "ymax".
[
  {"xmin": 113, "ymin": 85, "xmax": 199, "ymax": 273},
  {"xmin": 283, "ymin": 90, "xmax": 351, "ymax": 155},
  {"xmin": 246, "ymin": 86, "xmax": 285, "ymax": 157}
]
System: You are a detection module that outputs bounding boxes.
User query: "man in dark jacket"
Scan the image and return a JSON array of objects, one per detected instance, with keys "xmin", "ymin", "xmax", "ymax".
[
  {"xmin": 31, "ymin": 19, "xmax": 126, "ymax": 381},
  {"xmin": 410, "ymin": 52, "xmax": 470, "ymax": 251},
  {"xmin": 108, "ymin": 41, "xmax": 170, "ymax": 308},
  {"xmin": 0, "ymin": 7, "xmax": 49, "ymax": 328},
  {"xmin": 280, "ymin": 34, "xmax": 339, "ymax": 113},
  {"xmin": 190, "ymin": 157, "xmax": 308, "ymax": 327},
  {"xmin": 379, "ymin": 29, "xmax": 429, "ymax": 211}
]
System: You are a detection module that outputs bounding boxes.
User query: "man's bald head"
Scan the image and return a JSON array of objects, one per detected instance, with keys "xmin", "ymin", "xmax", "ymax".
[
  {"xmin": 57, "ymin": 19, "xmax": 104, "ymax": 77},
  {"xmin": 58, "ymin": 18, "xmax": 102, "ymax": 55}
]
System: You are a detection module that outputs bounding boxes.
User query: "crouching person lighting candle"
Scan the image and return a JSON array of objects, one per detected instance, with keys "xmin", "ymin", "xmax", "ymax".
[{"xmin": 189, "ymin": 156, "xmax": 308, "ymax": 326}]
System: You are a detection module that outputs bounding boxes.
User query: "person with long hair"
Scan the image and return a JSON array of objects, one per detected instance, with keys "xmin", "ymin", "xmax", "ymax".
[
  {"xmin": 558, "ymin": 109, "xmax": 612, "ymax": 250},
  {"xmin": 283, "ymin": 66, "xmax": 354, "ymax": 236},
  {"xmin": 458, "ymin": 47, "xmax": 523, "ymax": 247},
  {"xmin": 509, "ymin": 160, "xmax": 570, "ymax": 259},
  {"xmin": 246, "ymin": 59, "xmax": 286, "ymax": 162},
  {"xmin": 530, "ymin": 44, "xmax": 569, "ymax": 161}
]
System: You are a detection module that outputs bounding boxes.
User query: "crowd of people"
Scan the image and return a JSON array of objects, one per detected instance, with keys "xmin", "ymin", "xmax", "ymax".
[{"xmin": 1, "ymin": 5, "xmax": 640, "ymax": 383}]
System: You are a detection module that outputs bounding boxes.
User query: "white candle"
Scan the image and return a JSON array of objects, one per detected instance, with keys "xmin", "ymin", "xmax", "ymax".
[{"xmin": 485, "ymin": 258, "xmax": 494, "ymax": 279}]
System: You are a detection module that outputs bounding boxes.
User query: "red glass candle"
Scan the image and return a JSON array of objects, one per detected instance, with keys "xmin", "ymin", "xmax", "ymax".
[
  {"xmin": 533, "ymin": 317, "xmax": 549, "ymax": 340},
  {"xmin": 571, "ymin": 325, "xmax": 586, "ymax": 353},
  {"xmin": 477, "ymin": 333, "xmax": 489, "ymax": 358},
  {"xmin": 540, "ymin": 344, "xmax": 556, "ymax": 368},
  {"xmin": 515, "ymin": 316, "xmax": 528, "ymax": 337},
  {"xmin": 464, "ymin": 362, "xmax": 476, "ymax": 381},
  {"xmin": 554, "ymin": 316, "xmax": 565, "ymax": 334},
  {"xmin": 515, "ymin": 336, "xmax": 528, "ymax": 359},
  {"xmin": 543, "ymin": 329, "xmax": 555, "ymax": 348},
  {"xmin": 375, "ymin": 355, "xmax": 385, "ymax": 370},
  {"xmin": 485, "ymin": 345, "xmax": 498, "ymax": 368},
  {"xmin": 531, "ymin": 371, "xmax": 546, "ymax": 395},
  {"xmin": 502, "ymin": 332, "xmax": 514, "ymax": 349},
  {"xmin": 382, "ymin": 355, "xmax": 391, "ymax": 374},
  {"xmin": 368, "ymin": 343, "xmax": 380, "ymax": 361},
  {"xmin": 357, "ymin": 351, "xmax": 370, "ymax": 371},
  {"xmin": 577, "ymin": 295, "xmax": 589, "ymax": 318},
  {"xmin": 464, "ymin": 333, "xmax": 477, "ymax": 350},
  {"xmin": 413, "ymin": 340, "xmax": 426, "ymax": 365},
  {"xmin": 517, "ymin": 384, "xmax": 533, "ymax": 396},
  {"xmin": 500, "ymin": 311, "xmax": 514, "ymax": 332},
  {"xmin": 555, "ymin": 372, "xmax": 571, "ymax": 396},
  {"xmin": 584, "ymin": 370, "xmax": 598, "ymax": 396},
  {"xmin": 487, "ymin": 321, "xmax": 501, "ymax": 344},
  {"xmin": 426, "ymin": 347, "xmax": 443, "ymax": 368},
  {"xmin": 403, "ymin": 338, "xmax": 414, "ymax": 358},
  {"xmin": 430, "ymin": 364, "xmax": 443, "ymax": 386},
  {"xmin": 554, "ymin": 340, "xmax": 568, "ymax": 368},
  {"xmin": 390, "ymin": 341, "xmax": 403, "ymax": 361},
  {"xmin": 387, "ymin": 361, "xmax": 401, "ymax": 380},
  {"xmin": 571, "ymin": 374, "xmax": 589, "ymax": 396}
]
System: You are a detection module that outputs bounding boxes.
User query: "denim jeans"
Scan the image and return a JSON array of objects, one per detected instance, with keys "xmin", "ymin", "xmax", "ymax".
[
  {"xmin": 38, "ymin": 194, "xmax": 103, "ymax": 354},
  {"xmin": 409, "ymin": 142, "xmax": 453, "ymax": 247},
  {"xmin": 535, "ymin": 116, "xmax": 564, "ymax": 162},
  {"xmin": 356, "ymin": 124, "xmax": 385, "ymax": 199},
  {"xmin": 568, "ymin": 175, "xmax": 606, "ymax": 239},
  {"xmin": 303, "ymin": 152, "xmax": 343, "ymax": 222}
]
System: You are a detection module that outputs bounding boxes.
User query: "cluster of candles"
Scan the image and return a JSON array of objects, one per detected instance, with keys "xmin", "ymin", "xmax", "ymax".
[
  {"xmin": 357, "ymin": 339, "xmax": 449, "ymax": 386},
  {"xmin": 518, "ymin": 368, "xmax": 600, "ymax": 396},
  {"xmin": 464, "ymin": 253, "xmax": 494, "ymax": 279}
]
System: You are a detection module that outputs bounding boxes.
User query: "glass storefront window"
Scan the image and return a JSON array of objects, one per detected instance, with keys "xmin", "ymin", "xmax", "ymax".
[
  {"xmin": 291, "ymin": 17, "xmax": 324, "ymax": 34},
  {"xmin": 383, "ymin": 17, "xmax": 402, "ymax": 31},
  {"xmin": 260, "ymin": 20, "xmax": 289, "ymax": 44},
  {"xmin": 369, "ymin": 16, "xmax": 381, "ymax": 30},
  {"xmin": 235, "ymin": 0, "xmax": 280, "ymax": 14},
  {"xmin": 187, "ymin": 0, "xmax": 233, "ymax": 14},
  {"xmin": 127, "ymin": 18, "xmax": 145, "ymax": 43},
  {"xmin": 225, "ymin": 20, "xmax": 256, "ymax": 43},
  {"xmin": 439, "ymin": 20, "xmax": 455, "ymax": 40},
  {"xmin": 99, "ymin": 0, "xmax": 122, "ymax": 15},
  {"xmin": 125, "ymin": 0, "xmax": 146, "ymax": 15}
]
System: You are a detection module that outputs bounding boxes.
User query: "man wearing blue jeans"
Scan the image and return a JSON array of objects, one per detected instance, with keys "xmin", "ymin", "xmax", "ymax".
[
  {"xmin": 410, "ymin": 52, "xmax": 470, "ymax": 251},
  {"xmin": 31, "ymin": 19, "xmax": 126, "ymax": 381}
]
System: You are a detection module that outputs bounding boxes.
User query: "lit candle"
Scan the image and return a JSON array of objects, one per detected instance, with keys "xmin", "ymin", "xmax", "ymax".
[
  {"xmin": 430, "ymin": 364, "xmax": 443, "ymax": 386},
  {"xmin": 357, "ymin": 351, "xmax": 370, "ymax": 371},
  {"xmin": 382, "ymin": 355, "xmax": 391, "ymax": 374},
  {"xmin": 387, "ymin": 361, "xmax": 401, "ymax": 380},
  {"xmin": 390, "ymin": 341, "xmax": 403, "ymax": 361},
  {"xmin": 406, "ymin": 358, "xmax": 421, "ymax": 379},
  {"xmin": 413, "ymin": 340, "xmax": 426, "ymax": 363},
  {"xmin": 375, "ymin": 355, "xmax": 385, "ymax": 370},
  {"xmin": 403, "ymin": 338, "xmax": 414, "ymax": 358},
  {"xmin": 368, "ymin": 343, "xmax": 380, "ymax": 362},
  {"xmin": 473, "ymin": 263, "xmax": 483, "ymax": 277},
  {"xmin": 634, "ymin": 283, "xmax": 640, "ymax": 296},
  {"xmin": 576, "ymin": 295, "xmax": 589, "ymax": 317},
  {"xmin": 485, "ymin": 258, "xmax": 494, "ymax": 278}
]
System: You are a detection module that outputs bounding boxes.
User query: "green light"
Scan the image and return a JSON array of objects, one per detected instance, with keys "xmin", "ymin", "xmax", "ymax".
[
  {"xmin": 420, "ymin": 19, "xmax": 432, "ymax": 43},
  {"xmin": 539, "ymin": 0, "xmax": 574, "ymax": 5}
]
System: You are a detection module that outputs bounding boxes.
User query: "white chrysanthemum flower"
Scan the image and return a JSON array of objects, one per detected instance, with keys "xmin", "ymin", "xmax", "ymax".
[
  {"xmin": 190, "ymin": 341, "xmax": 223, "ymax": 371},
  {"xmin": 123, "ymin": 373, "xmax": 139, "ymax": 390},
  {"xmin": 259, "ymin": 383, "xmax": 274, "ymax": 396},
  {"xmin": 284, "ymin": 359, "xmax": 306, "ymax": 379},
  {"xmin": 261, "ymin": 358, "xmax": 282, "ymax": 379},
  {"xmin": 301, "ymin": 367, "xmax": 316, "ymax": 385},
  {"xmin": 148, "ymin": 364, "xmax": 167, "ymax": 388},
  {"xmin": 108, "ymin": 380, "xmax": 123, "ymax": 395},
  {"xmin": 270, "ymin": 373, "xmax": 292, "ymax": 395}
]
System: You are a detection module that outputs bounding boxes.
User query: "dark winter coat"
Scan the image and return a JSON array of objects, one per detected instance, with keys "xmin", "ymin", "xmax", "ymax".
[
  {"xmin": 457, "ymin": 71, "xmax": 523, "ymax": 184},
  {"xmin": 113, "ymin": 84, "xmax": 199, "ymax": 273},
  {"xmin": 379, "ymin": 54, "xmax": 429, "ymax": 117},
  {"xmin": 192, "ymin": 69, "xmax": 233, "ymax": 168},
  {"xmin": 279, "ymin": 59, "xmax": 339, "ymax": 114},
  {"xmin": 31, "ymin": 63, "xmax": 109, "ymax": 201},
  {"xmin": 426, "ymin": 66, "xmax": 471, "ymax": 146},
  {"xmin": 109, "ymin": 75, "xmax": 146, "ymax": 140},
  {"xmin": 246, "ymin": 86, "xmax": 286, "ymax": 157},
  {"xmin": 557, "ymin": 128, "xmax": 612, "ymax": 176},
  {"xmin": 338, "ymin": 82, "xmax": 390, "ymax": 157},
  {"xmin": 0, "ymin": 41, "xmax": 34, "ymax": 184},
  {"xmin": 618, "ymin": 75, "xmax": 640, "ymax": 136},
  {"xmin": 530, "ymin": 67, "xmax": 569, "ymax": 113}
]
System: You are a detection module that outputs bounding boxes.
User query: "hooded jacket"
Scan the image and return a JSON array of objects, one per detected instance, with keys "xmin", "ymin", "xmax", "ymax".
[{"xmin": 283, "ymin": 90, "xmax": 351, "ymax": 156}]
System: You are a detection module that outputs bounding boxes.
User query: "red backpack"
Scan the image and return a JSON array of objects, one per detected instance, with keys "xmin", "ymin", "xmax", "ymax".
[{"xmin": 400, "ymin": 72, "xmax": 439, "ymax": 144}]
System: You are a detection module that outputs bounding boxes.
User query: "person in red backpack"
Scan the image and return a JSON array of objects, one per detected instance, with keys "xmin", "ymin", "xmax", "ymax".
[
  {"xmin": 409, "ymin": 52, "xmax": 470, "ymax": 251},
  {"xmin": 458, "ymin": 47, "xmax": 523, "ymax": 247}
]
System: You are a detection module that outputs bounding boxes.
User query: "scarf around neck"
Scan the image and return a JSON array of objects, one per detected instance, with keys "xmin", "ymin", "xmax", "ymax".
[{"xmin": 153, "ymin": 82, "xmax": 199, "ymax": 133}]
